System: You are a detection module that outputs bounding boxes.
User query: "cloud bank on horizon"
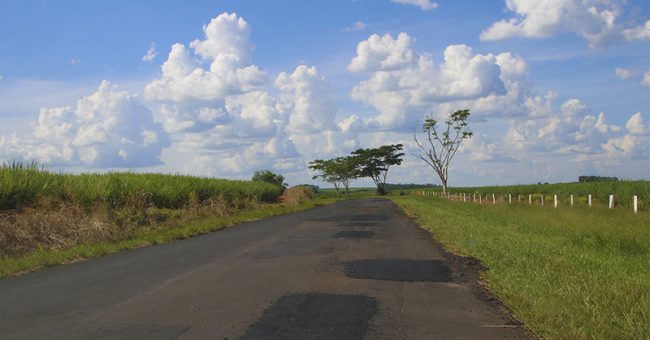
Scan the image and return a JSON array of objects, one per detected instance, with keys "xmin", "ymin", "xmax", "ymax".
[{"xmin": 1, "ymin": 0, "xmax": 649, "ymax": 186}]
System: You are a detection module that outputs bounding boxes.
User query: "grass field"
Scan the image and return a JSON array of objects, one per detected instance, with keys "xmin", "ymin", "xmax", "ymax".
[
  {"xmin": 445, "ymin": 180, "xmax": 650, "ymax": 209},
  {"xmin": 0, "ymin": 162, "xmax": 304, "ymax": 276},
  {"xmin": 392, "ymin": 195, "xmax": 650, "ymax": 339},
  {"xmin": 0, "ymin": 162, "xmax": 282, "ymax": 210}
]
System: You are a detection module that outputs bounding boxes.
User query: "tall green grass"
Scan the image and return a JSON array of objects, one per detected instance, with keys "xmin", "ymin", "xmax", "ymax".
[
  {"xmin": 444, "ymin": 181, "xmax": 650, "ymax": 209},
  {"xmin": 0, "ymin": 162, "xmax": 283, "ymax": 210}
]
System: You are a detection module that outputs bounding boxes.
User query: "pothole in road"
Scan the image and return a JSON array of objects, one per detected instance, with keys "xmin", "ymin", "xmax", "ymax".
[
  {"xmin": 334, "ymin": 231, "xmax": 375, "ymax": 239},
  {"xmin": 343, "ymin": 259, "xmax": 451, "ymax": 282},
  {"xmin": 240, "ymin": 293, "xmax": 377, "ymax": 340},
  {"xmin": 336, "ymin": 222, "xmax": 378, "ymax": 228}
]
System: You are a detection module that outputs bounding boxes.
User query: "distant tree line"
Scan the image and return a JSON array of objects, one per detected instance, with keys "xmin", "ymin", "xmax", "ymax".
[
  {"xmin": 309, "ymin": 144, "xmax": 404, "ymax": 196},
  {"xmin": 579, "ymin": 176, "xmax": 619, "ymax": 183},
  {"xmin": 384, "ymin": 183, "xmax": 439, "ymax": 190}
]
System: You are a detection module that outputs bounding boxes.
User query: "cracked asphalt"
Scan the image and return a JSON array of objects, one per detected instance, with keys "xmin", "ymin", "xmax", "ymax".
[{"xmin": 0, "ymin": 198, "xmax": 529, "ymax": 339}]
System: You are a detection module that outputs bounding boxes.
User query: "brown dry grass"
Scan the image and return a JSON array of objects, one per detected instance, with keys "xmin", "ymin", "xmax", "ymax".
[
  {"xmin": 282, "ymin": 186, "xmax": 316, "ymax": 205},
  {"xmin": 0, "ymin": 194, "xmax": 254, "ymax": 259}
]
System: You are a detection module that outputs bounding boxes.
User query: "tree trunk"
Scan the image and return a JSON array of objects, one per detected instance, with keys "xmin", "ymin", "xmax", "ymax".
[{"xmin": 441, "ymin": 178, "xmax": 448, "ymax": 194}]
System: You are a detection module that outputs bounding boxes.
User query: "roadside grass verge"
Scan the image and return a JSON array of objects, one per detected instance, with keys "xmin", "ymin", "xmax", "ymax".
[
  {"xmin": 391, "ymin": 195, "xmax": 650, "ymax": 339},
  {"xmin": 0, "ymin": 197, "xmax": 335, "ymax": 279}
]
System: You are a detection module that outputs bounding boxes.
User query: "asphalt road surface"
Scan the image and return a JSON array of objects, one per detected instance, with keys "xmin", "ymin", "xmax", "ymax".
[{"xmin": 0, "ymin": 199, "xmax": 530, "ymax": 339}]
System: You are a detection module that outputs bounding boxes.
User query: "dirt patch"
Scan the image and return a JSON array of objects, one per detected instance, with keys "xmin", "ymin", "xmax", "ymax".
[
  {"xmin": 333, "ymin": 231, "xmax": 375, "ymax": 239},
  {"xmin": 343, "ymin": 259, "xmax": 451, "ymax": 282},
  {"xmin": 336, "ymin": 222, "xmax": 378, "ymax": 228},
  {"xmin": 240, "ymin": 293, "xmax": 377, "ymax": 340}
]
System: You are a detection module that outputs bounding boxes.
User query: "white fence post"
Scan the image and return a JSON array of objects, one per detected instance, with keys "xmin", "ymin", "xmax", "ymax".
[
  {"xmin": 588, "ymin": 194, "xmax": 592, "ymax": 207},
  {"xmin": 570, "ymin": 194, "xmax": 574, "ymax": 207},
  {"xmin": 463, "ymin": 193, "xmax": 467, "ymax": 202},
  {"xmin": 518, "ymin": 194, "xmax": 521, "ymax": 203},
  {"xmin": 554, "ymin": 194, "xmax": 558, "ymax": 208},
  {"xmin": 634, "ymin": 195, "xmax": 638, "ymax": 214},
  {"xmin": 509, "ymin": 194, "xmax": 512, "ymax": 205},
  {"xmin": 479, "ymin": 194, "xmax": 482, "ymax": 204},
  {"xmin": 473, "ymin": 193, "xmax": 476, "ymax": 203},
  {"xmin": 609, "ymin": 195, "xmax": 615, "ymax": 209},
  {"xmin": 541, "ymin": 194, "xmax": 545, "ymax": 206},
  {"xmin": 492, "ymin": 193, "xmax": 496, "ymax": 205},
  {"xmin": 529, "ymin": 194, "xmax": 532, "ymax": 205}
]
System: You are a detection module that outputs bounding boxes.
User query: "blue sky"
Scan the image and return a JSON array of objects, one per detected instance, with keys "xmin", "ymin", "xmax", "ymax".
[{"xmin": 1, "ymin": 0, "xmax": 649, "ymax": 187}]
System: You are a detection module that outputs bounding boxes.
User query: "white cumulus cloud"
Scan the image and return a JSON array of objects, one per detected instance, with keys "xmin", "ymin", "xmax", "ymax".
[
  {"xmin": 0, "ymin": 81, "xmax": 170, "ymax": 167},
  {"xmin": 145, "ymin": 13, "xmax": 267, "ymax": 106},
  {"xmin": 347, "ymin": 32, "xmax": 528, "ymax": 130},
  {"xmin": 143, "ymin": 12, "xmax": 358, "ymax": 178},
  {"xmin": 479, "ymin": 0, "xmax": 650, "ymax": 48},
  {"xmin": 503, "ymin": 94, "xmax": 647, "ymax": 159}
]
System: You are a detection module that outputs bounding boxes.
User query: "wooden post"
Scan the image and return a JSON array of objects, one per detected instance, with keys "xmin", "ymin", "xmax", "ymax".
[
  {"xmin": 570, "ymin": 194, "xmax": 574, "ymax": 207},
  {"xmin": 588, "ymin": 194, "xmax": 592, "ymax": 207},
  {"xmin": 473, "ymin": 193, "xmax": 476, "ymax": 203},
  {"xmin": 554, "ymin": 194, "xmax": 558, "ymax": 208},
  {"xmin": 541, "ymin": 194, "xmax": 545, "ymax": 206},
  {"xmin": 634, "ymin": 195, "xmax": 638, "ymax": 214},
  {"xmin": 529, "ymin": 194, "xmax": 532, "ymax": 205},
  {"xmin": 609, "ymin": 195, "xmax": 615, "ymax": 209},
  {"xmin": 492, "ymin": 193, "xmax": 496, "ymax": 205},
  {"xmin": 479, "ymin": 194, "xmax": 482, "ymax": 204},
  {"xmin": 463, "ymin": 193, "xmax": 467, "ymax": 202},
  {"xmin": 509, "ymin": 194, "xmax": 512, "ymax": 205},
  {"xmin": 518, "ymin": 194, "xmax": 521, "ymax": 203}
]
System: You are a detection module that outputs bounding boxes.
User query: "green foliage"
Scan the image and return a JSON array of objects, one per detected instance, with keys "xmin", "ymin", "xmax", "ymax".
[
  {"xmin": 252, "ymin": 170, "xmax": 287, "ymax": 188},
  {"xmin": 393, "ymin": 195, "xmax": 650, "ymax": 339},
  {"xmin": 414, "ymin": 109, "xmax": 473, "ymax": 193},
  {"xmin": 351, "ymin": 144, "xmax": 404, "ymax": 195},
  {"xmin": 579, "ymin": 175, "xmax": 619, "ymax": 183},
  {"xmin": 309, "ymin": 156, "xmax": 360, "ymax": 196},
  {"xmin": 0, "ymin": 162, "xmax": 283, "ymax": 211},
  {"xmin": 384, "ymin": 183, "xmax": 439, "ymax": 190}
]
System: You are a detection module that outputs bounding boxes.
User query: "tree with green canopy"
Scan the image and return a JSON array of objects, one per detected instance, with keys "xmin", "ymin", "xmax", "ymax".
[
  {"xmin": 413, "ymin": 109, "xmax": 473, "ymax": 194},
  {"xmin": 252, "ymin": 170, "xmax": 287, "ymax": 189},
  {"xmin": 351, "ymin": 144, "xmax": 404, "ymax": 195},
  {"xmin": 308, "ymin": 156, "xmax": 359, "ymax": 196}
]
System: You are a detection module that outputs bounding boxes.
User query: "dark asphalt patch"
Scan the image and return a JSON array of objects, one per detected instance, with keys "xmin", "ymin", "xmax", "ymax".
[
  {"xmin": 313, "ymin": 214, "xmax": 387, "ymax": 222},
  {"xmin": 334, "ymin": 231, "xmax": 375, "ymax": 239},
  {"xmin": 240, "ymin": 293, "xmax": 377, "ymax": 340},
  {"xmin": 352, "ymin": 214, "xmax": 388, "ymax": 222},
  {"xmin": 344, "ymin": 259, "xmax": 451, "ymax": 282},
  {"xmin": 336, "ymin": 222, "xmax": 378, "ymax": 228}
]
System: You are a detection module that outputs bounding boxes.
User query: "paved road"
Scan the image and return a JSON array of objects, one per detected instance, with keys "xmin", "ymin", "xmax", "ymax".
[{"xmin": 0, "ymin": 199, "xmax": 529, "ymax": 339}]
